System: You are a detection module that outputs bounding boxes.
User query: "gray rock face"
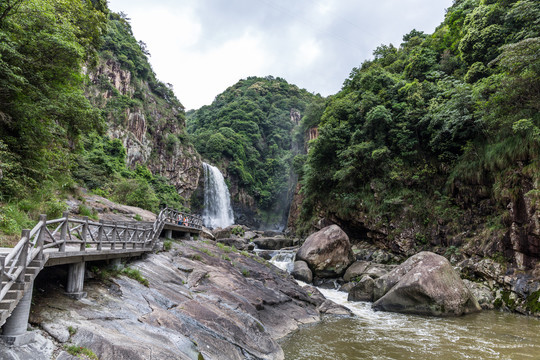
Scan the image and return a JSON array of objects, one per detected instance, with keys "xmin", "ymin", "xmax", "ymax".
[
  {"xmin": 372, "ymin": 251, "xmax": 481, "ymax": 316},
  {"xmin": 253, "ymin": 237, "xmax": 293, "ymax": 250},
  {"xmin": 22, "ymin": 241, "xmax": 336, "ymax": 360},
  {"xmin": 291, "ymin": 261, "xmax": 313, "ymax": 283},
  {"xmin": 296, "ymin": 225, "xmax": 354, "ymax": 278},
  {"xmin": 348, "ymin": 276, "xmax": 375, "ymax": 302}
]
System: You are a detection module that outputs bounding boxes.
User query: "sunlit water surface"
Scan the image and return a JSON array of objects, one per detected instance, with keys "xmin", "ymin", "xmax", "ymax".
[{"xmin": 281, "ymin": 288, "xmax": 540, "ymax": 360}]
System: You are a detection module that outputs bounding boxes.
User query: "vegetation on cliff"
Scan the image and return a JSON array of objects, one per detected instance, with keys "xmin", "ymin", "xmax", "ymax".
[
  {"xmin": 187, "ymin": 76, "xmax": 321, "ymax": 224},
  {"xmin": 0, "ymin": 0, "xmax": 190, "ymax": 243},
  {"xmin": 296, "ymin": 0, "xmax": 539, "ymax": 262}
]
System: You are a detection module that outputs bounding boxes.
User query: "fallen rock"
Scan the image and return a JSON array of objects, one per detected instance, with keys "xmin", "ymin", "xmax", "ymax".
[
  {"xmin": 296, "ymin": 225, "xmax": 354, "ymax": 278},
  {"xmin": 372, "ymin": 251, "xmax": 481, "ymax": 316},
  {"xmin": 291, "ymin": 261, "xmax": 313, "ymax": 283}
]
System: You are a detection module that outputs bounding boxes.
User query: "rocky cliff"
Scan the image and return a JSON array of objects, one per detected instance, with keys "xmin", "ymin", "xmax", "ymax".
[{"xmin": 86, "ymin": 56, "xmax": 201, "ymax": 201}]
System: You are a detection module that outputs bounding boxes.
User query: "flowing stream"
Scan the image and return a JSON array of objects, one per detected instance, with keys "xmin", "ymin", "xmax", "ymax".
[
  {"xmin": 202, "ymin": 162, "xmax": 234, "ymax": 228},
  {"xmin": 269, "ymin": 252, "xmax": 540, "ymax": 359}
]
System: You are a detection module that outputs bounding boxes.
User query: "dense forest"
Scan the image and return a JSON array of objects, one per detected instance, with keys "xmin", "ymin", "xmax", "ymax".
[
  {"xmin": 0, "ymin": 0, "xmax": 538, "ymax": 272},
  {"xmin": 292, "ymin": 0, "xmax": 539, "ymax": 266},
  {"xmin": 187, "ymin": 77, "xmax": 321, "ymax": 228},
  {"xmin": 0, "ymin": 0, "xmax": 192, "ymax": 244}
]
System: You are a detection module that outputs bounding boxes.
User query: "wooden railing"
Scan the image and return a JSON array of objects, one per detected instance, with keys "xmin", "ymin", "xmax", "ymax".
[{"xmin": 0, "ymin": 207, "xmax": 201, "ymax": 309}]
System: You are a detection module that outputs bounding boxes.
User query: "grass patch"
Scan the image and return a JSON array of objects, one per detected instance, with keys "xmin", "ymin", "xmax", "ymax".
[
  {"xmin": 121, "ymin": 267, "xmax": 149, "ymax": 287},
  {"xmin": 163, "ymin": 240, "xmax": 172, "ymax": 251},
  {"xmin": 200, "ymin": 248, "xmax": 215, "ymax": 257},
  {"xmin": 134, "ymin": 214, "xmax": 142, "ymax": 221},
  {"xmin": 221, "ymin": 254, "xmax": 231, "ymax": 261},
  {"xmin": 64, "ymin": 345, "xmax": 98, "ymax": 360},
  {"xmin": 241, "ymin": 269, "xmax": 250, "ymax": 277},
  {"xmin": 78, "ymin": 204, "xmax": 98, "ymax": 221},
  {"xmin": 216, "ymin": 243, "xmax": 233, "ymax": 253}
]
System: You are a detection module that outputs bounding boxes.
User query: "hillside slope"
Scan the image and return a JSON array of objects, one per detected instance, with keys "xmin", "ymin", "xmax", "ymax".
[
  {"xmin": 292, "ymin": 0, "xmax": 539, "ymax": 274},
  {"xmin": 188, "ymin": 76, "xmax": 322, "ymax": 229}
]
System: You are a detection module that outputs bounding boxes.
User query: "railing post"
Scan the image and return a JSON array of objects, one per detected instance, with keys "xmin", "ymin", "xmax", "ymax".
[
  {"xmin": 134, "ymin": 224, "xmax": 139, "ymax": 249},
  {"xmin": 17, "ymin": 230, "xmax": 29, "ymax": 283},
  {"xmin": 111, "ymin": 222, "xmax": 117, "ymax": 250},
  {"xmin": 123, "ymin": 224, "xmax": 128, "ymax": 249},
  {"xmin": 80, "ymin": 216, "xmax": 88, "ymax": 251},
  {"xmin": 36, "ymin": 214, "xmax": 46, "ymax": 260},
  {"xmin": 0, "ymin": 255, "xmax": 5, "ymax": 294},
  {"xmin": 60, "ymin": 211, "xmax": 69, "ymax": 252},
  {"xmin": 97, "ymin": 220, "xmax": 104, "ymax": 251}
]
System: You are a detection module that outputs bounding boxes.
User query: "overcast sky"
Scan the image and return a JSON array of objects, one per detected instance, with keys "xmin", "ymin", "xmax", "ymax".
[{"xmin": 107, "ymin": 0, "xmax": 454, "ymax": 110}]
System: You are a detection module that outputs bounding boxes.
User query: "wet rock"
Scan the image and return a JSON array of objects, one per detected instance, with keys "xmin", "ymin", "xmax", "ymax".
[
  {"xmin": 296, "ymin": 225, "xmax": 354, "ymax": 278},
  {"xmin": 348, "ymin": 276, "xmax": 375, "ymax": 302},
  {"xmin": 291, "ymin": 261, "xmax": 313, "ymax": 283},
  {"xmin": 253, "ymin": 237, "xmax": 293, "ymax": 250},
  {"xmin": 317, "ymin": 300, "xmax": 353, "ymax": 316},
  {"xmin": 373, "ymin": 251, "xmax": 481, "ymax": 316}
]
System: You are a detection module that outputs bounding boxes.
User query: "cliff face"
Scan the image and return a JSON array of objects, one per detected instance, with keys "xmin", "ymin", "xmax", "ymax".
[{"xmin": 85, "ymin": 49, "xmax": 201, "ymax": 201}]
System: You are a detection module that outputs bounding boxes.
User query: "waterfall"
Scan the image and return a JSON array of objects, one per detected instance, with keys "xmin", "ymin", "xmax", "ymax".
[{"xmin": 202, "ymin": 162, "xmax": 234, "ymax": 229}]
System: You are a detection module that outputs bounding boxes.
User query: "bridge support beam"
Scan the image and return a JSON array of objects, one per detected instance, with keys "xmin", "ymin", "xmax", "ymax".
[
  {"xmin": 66, "ymin": 261, "xmax": 86, "ymax": 300},
  {"xmin": 165, "ymin": 229, "xmax": 173, "ymax": 239},
  {"xmin": 1, "ymin": 284, "xmax": 35, "ymax": 346}
]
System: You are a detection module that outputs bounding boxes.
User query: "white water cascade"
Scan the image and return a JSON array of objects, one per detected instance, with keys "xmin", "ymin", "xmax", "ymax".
[{"xmin": 202, "ymin": 162, "xmax": 235, "ymax": 229}]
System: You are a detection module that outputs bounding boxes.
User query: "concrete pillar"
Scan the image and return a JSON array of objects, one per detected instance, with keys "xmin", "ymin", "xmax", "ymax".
[
  {"xmin": 165, "ymin": 229, "xmax": 173, "ymax": 239},
  {"xmin": 66, "ymin": 261, "xmax": 86, "ymax": 300},
  {"xmin": 1, "ymin": 284, "xmax": 35, "ymax": 345}
]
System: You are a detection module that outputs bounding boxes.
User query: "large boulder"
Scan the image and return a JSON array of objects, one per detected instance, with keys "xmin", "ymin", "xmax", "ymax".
[
  {"xmin": 296, "ymin": 225, "xmax": 354, "ymax": 278},
  {"xmin": 372, "ymin": 251, "xmax": 481, "ymax": 316}
]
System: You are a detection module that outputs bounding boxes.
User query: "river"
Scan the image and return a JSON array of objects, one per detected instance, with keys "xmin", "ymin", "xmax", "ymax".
[{"xmin": 281, "ymin": 287, "xmax": 540, "ymax": 360}]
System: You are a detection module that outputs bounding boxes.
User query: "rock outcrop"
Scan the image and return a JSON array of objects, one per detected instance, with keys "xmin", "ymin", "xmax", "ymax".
[
  {"xmin": 296, "ymin": 225, "xmax": 354, "ymax": 278},
  {"xmin": 372, "ymin": 252, "xmax": 481, "ymax": 316},
  {"xmin": 87, "ymin": 57, "xmax": 201, "ymax": 200},
  {"xmin": 9, "ymin": 240, "xmax": 346, "ymax": 360}
]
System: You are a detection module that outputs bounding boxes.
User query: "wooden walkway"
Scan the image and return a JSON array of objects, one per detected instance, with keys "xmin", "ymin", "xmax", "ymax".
[{"xmin": 0, "ymin": 207, "xmax": 202, "ymax": 328}]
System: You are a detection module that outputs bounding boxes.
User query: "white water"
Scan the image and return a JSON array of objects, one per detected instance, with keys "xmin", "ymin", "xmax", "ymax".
[
  {"xmin": 202, "ymin": 162, "xmax": 234, "ymax": 229},
  {"xmin": 269, "ymin": 250, "xmax": 296, "ymax": 273}
]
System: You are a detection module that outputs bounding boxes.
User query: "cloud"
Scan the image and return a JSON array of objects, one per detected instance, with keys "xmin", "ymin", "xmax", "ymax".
[{"xmin": 107, "ymin": 0, "xmax": 453, "ymax": 109}]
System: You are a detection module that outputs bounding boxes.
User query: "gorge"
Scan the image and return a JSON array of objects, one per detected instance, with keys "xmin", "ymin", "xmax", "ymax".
[{"xmin": 1, "ymin": 0, "xmax": 540, "ymax": 359}]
